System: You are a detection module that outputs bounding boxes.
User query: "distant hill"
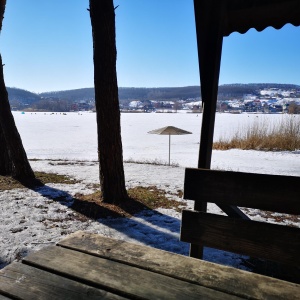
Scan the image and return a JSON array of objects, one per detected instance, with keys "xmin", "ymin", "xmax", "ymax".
[
  {"xmin": 38, "ymin": 83, "xmax": 300, "ymax": 101},
  {"xmin": 40, "ymin": 88, "xmax": 94, "ymax": 102},
  {"xmin": 39, "ymin": 86, "xmax": 202, "ymax": 102},
  {"xmin": 7, "ymin": 83, "xmax": 300, "ymax": 108},
  {"xmin": 118, "ymin": 86, "xmax": 202, "ymax": 101},
  {"xmin": 218, "ymin": 83, "xmax": 300, "ymax": 99},
  {"xmin": 7, "ymin": 87, "xmax": 41, "ymax": 104}
]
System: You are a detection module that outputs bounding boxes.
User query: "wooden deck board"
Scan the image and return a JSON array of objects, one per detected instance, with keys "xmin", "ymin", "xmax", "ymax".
[
  {"xmin": 0, "ymin": 262, "xmax": 125, "ymax": 300},
  {"xmin": 57, "ymin": 231, "xmax": 300, "ymax": 300},
  {"xmin": 23, "ymin": 245, "xmax": 242, "ymax": 300},
  {"xmin": 1, "ymin": 231, "xmax": 299, "ymax": 299}
]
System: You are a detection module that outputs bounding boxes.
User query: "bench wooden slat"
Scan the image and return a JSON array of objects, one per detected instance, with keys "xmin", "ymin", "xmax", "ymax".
[
  {"xmin": 57, "ymin": 231, "xmax": 300, "ymax": 300},
  {"xmin": 23, "ymin": 245, "xmax": 241, "ymax": 300},
  {"xmin": 184, "ymin": 168, "xmax": 300, "ymax": 214},
  {"xmin": 0, "ymin": 262, "xmax": 124, "ymax": 300},
  {"xmin": 180, "ymin": 210, "xmax": 300, "ymax": 267}
]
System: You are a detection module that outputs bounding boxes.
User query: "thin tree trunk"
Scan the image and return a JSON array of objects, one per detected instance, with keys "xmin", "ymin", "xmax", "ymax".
[
  {"xmin": 0, "ymin": 0, "xmax": 36, "ymax": 183},
  {"xmin": 89, "ymin": 0, "xmax": 128, "ymax": 204}
]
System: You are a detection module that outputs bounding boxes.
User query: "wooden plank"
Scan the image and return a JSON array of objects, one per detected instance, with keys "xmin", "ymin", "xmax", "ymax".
[
  {"xmin": 57, "ymin": 231, "xmax": 300, "ymax": 300},
  {"xmin": 184, "ymin": 168, "xmax": 300, "ymax": 214},
  {"xmin": 0, "ymin": 262, "xmax": 125, "ymax": 300},
  {"xmin": 23, "ymin": 245, "xmax": 241, "ymax": 300},
  {"xmin": 181, "ymin": 210, "xmax": 300, "ymax": 267}
]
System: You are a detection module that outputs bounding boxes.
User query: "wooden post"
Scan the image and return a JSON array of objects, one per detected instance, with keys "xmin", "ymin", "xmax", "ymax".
[
  {"xmin": 190, "ymin": 0, "xmax": 225, "ymax": 258},
  {"xmin": 191, "ymin": 0, "xmax": 249, "ymax": 259},
  {"xmin": 196, "ymin": 1, "xmax": 224, "ymax": 170}
]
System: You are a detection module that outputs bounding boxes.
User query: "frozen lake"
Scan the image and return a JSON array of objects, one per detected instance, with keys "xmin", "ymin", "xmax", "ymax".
[
  {"xmin": 2, "ymin": 111, "xmax": 299, "ymax": 272},
  {"xmin": 13, "ymin": 111, "xmax": 300, "ymax": 176}
]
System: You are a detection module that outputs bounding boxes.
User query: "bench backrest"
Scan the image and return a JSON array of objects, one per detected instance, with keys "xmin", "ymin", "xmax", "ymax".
[{"xmin": 180, "ymin": 168, "xmax": 300, "ymax": 266}]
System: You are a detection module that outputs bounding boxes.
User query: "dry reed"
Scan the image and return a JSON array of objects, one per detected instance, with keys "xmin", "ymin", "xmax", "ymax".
[{"xmin": 213, "ymin": 115, "xmax": 300, "ymax": 151}]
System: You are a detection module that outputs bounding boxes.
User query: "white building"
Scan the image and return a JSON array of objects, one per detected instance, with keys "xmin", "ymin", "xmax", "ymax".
[{"xmin": 129, "ymin": 100, "xmax": 144, "ymax": 109}]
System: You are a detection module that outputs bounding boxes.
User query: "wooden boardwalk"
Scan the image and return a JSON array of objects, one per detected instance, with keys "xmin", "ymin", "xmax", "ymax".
[{"xmin": 0, "ymin": 231, "xmax": 299, "ymax": 299}]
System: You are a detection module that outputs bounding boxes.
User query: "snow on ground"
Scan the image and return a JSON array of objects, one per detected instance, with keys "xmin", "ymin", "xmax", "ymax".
[{"xmin": 1, "ymin": 112, "xmax": 300, "ymax": 273}]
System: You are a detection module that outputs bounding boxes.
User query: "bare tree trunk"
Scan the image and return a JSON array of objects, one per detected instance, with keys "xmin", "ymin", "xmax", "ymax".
[
  {"xmin": 0, "ymin": 0, "xmax": 9, "ymax": 175},
  {"xmin": 89, "ymin": 0, "xmax": 128, "ymax": 204},
  {"xmin": 0, "ymin": 127, "xmax": 11, "ymax": 175},
  {"xmin": 0, "ymin": 0, "xmax": 5, "ymax": 32},
  {"xmin": 0, "ymin": 0, "xmax": 36, "ymax": 183}
]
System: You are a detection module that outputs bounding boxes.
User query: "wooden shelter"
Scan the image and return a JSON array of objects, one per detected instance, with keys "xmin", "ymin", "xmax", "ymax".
[
  {"xmin": 195, "ymin": 0, "xmax": 300, "ymax": 170},
  {"xmin": 189, "ymin": 0, "xmax": 300, "ymax": 257}
]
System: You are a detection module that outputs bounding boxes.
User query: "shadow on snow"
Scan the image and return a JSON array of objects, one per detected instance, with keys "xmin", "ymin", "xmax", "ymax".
[{"xmin": 33, "ymin": 184, "xmax": 190, "ymax": 256}]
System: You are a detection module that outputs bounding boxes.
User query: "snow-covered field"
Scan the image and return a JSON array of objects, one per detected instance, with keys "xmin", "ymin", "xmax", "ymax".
[{"xmin": 1, "ymin": 111, "xmax": 299, "ymax": 274}]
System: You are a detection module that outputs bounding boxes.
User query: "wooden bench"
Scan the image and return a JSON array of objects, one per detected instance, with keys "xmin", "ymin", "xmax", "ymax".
[
  {"xmin": 1, "ymin": 231, "xmax": 300, "ymax": 299},
  {"xmin": 180, "ymin": 168, "xmax": 300, "ymax": 269}
]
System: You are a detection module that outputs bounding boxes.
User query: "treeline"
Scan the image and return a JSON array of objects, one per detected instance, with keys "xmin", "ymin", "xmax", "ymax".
[
  {"xmin": 39, "ymin": 86, "xmax": 202, "ymax": 101},
  {"xmin": 218, "ymin": 83, "xmax": 300, "ymax": 99},
  {"xmin": 118, "ymin": 86, "xmax": 202, "ymax": 101},
  {"xmin": 7, "ymin": 83, "xmax": 300, "ymax": 110},
  {"xmin": 40, "ymin": 88, "xmax": 94, "ymax": 102},
  {"xmin": 31, "ymin": 99, "xmax": 71, "ymax": 112},
  {"xmin": 40, "ymin": 84, "xmax": 299, "ymax": 101}
]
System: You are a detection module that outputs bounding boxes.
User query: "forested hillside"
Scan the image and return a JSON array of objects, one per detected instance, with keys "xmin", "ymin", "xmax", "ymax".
[
  {"xmin": 7, "ymin": 83, "xmax": 300, "ymax": 110},
  {"xmin": 39, "ymin": 84, "xmax": 300, "ymax": 101},
  {"xmin": 7, "ymin": 87, "xmax": 41, "ymax": 104}
]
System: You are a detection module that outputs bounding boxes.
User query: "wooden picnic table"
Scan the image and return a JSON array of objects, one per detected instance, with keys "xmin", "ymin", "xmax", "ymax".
[{"xmin": 0, "ymin": 231, "xmax": 299, "ymax": 299}]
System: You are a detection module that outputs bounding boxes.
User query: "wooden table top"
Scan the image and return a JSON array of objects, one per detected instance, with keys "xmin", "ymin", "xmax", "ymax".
[{"xmin": 0, "ymin": 231, "xmax": 299, "ymax": 300}]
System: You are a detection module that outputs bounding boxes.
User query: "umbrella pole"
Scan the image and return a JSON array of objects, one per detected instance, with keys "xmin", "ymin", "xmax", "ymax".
[{"xmin": 169, "ymin": 134, "xmax": 171, "ymax": 166}]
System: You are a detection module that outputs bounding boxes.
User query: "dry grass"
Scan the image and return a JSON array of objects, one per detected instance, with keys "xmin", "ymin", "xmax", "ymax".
[
  {"xmin": 35, "ymin": 172, "xmax": 80, "ymax": 184},
  {"xmin": 73, "ymin": 186, "xmax": 185, "ymax": 219},
  {"xmin": 0, "ymin": 171, "xmax": 185, "ymax": 219},
  {"xmin": 0, "ymin": 172, "xmax": 79, "ymax": 190},
  {"xmin": 213, "ymin": 115, "xmax": 300, "ymax": 151},
  {"xmin": 128, "ymin": 186, "xmax": 183, "ymax": 211},
  {"xmin": 0, "ymin": 176, "xmax": 25, "ymax": 190}
]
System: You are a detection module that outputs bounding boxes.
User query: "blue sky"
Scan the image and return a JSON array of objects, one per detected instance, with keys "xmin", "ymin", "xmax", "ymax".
[{"xmin": 1, "ymin": 0, "xmax": 299, "ymax": 93}]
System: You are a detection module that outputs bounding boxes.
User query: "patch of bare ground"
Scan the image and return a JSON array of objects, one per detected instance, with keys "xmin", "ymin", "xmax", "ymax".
[
  {"xmin": 0, "ymin": 172, "xmax": 79, "ymax": 190},
  {"xmin": 35, "ymin": 172, "xmax": 80, "ymax": 185},
  {"xmin": 0, "ymin": 173, "xmax": 185, "ymax": 220},
  {"xmin": 0, "ymin": 176, "xmax": 25, "ymax": 190},
  {"xmin": 47, "ymin": 160, "xmax": 97, "ymax": 167},
  {"xmin": 29, "ymin": 158, "xmax": 98, "ymax": 166},
  {"xmin": 72, "ymin": 186, "xmax": 186, "ymax": 219}
]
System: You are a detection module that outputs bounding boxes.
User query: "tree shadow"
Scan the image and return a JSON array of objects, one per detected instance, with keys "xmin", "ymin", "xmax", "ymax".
[
  {"xmin": 6, "ymin": 182, "xmax": 298, "ymax": 283},
  {"xmin": 240, "ymin": 257, "xmax": 300, "ymax": 284},
  {"xmin": 0, "ymin": 257, "xmax": 9, "ymax": 270},
  {"xmin": 32, "ymin": 184, "xmax": 189, "ymax": 255}
]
